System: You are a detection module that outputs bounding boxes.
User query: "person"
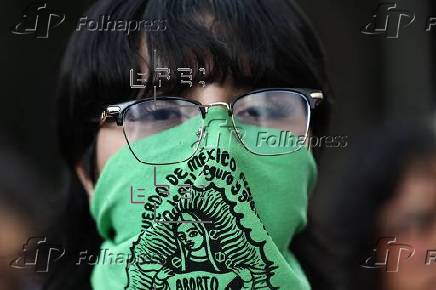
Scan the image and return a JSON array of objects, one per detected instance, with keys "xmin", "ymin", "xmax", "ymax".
[
  {"xmin": 299, "ymin": 118, "xmax": 436, "ymax": 290},
  {"xmin": 47, "ymin": 0, "xmax": 332, "ymax": 289}
]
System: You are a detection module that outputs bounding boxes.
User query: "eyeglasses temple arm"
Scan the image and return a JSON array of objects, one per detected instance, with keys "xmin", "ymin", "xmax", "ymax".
[
  {"xmin": 293, "ymin": 88, "xmax": 324, "ymax": 109},
  {"xmin": 99, "ymin": 99, "xmax": 139, "ymax": 126}
]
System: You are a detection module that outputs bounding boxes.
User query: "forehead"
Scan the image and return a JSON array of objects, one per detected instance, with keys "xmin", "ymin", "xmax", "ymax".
[{"xmin": 182, "ymin": 83, "xmax": 250, "ymax": 105}]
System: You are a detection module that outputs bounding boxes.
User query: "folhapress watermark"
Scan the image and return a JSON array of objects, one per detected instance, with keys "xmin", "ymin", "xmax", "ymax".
[
  {"xmin": 10, "ymin": 237, "xmax": 65, "ymax": 273},
  {"xmin": 362, "ymin": 237, "xmax": 436, "ymax": 272},
  {"xmin": 362, "ymin": 2, "xmax": 436, "ymax": 38},
  {"xmin": 256, "ymin": 131, "xmax": 349, "ymax": 149},
  {"xmin": 76, "ymin": 248, "xmax": 152, "ymax": 266},
  {"xmin": 11, "ymin": 1, "xmax": 65, "ymax": 38},
  {"xmin": 76, "ymin": 16, "xmax": 167, "ymax": 35},
  {"xmin": 9, "ymin": 236, "xmax": 176, "ymax": 269}
]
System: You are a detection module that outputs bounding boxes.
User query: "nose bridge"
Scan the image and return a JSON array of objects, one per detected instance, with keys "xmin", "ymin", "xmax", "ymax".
[
  {"xmin": 205, "ymin": 102, "xmax": 230, "ymax": 111},
  {"xmin": 201, "ymin": 105, "xmax": 237, "ymax": 150},
  {"xmin": 203, "ymin": 104, "xmax": 232, "ymax": 125}
]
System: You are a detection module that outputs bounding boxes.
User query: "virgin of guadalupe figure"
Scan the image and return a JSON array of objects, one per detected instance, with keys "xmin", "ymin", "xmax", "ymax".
[
  {"xmin": 127, "ymin": 187, "xmax": 273, "ymax": 290},
  {"xmin": 151, "ymin": 211, "xmax": 253, "ymax": 290},
  {"xmin": 173, "ymin": 212, "xmax": 221, "ymax": 272}
]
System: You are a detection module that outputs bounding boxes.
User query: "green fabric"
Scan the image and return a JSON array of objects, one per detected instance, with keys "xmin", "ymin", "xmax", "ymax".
[{"xmin": 90, "ymin": 107, "xmax": 317, "ymax": 290}]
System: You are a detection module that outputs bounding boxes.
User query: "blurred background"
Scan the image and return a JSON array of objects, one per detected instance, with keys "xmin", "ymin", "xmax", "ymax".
[{"xmin": 0, "ymin": 0, "xmax": 435, "ymax": 289}]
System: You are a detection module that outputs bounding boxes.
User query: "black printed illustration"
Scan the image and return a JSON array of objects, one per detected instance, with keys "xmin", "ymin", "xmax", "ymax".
[{"xmin": 125, "ymin": 150, "xmax": 278, "ymax": 290}]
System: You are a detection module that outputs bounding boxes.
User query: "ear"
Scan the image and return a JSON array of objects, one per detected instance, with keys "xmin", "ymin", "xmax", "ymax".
[{"xmin": 75, "ymin": 163, "xmax": 95, "ymax": 198}]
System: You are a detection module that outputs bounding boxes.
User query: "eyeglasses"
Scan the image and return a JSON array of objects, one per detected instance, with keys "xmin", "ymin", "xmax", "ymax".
[{"xmin": 99, "ymin": 88, "xmax": 323, "ymax": 165}]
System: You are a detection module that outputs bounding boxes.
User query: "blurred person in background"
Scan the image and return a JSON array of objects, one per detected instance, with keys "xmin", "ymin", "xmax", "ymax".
[
  {"xmin": 296, "ymin": 117, "xmax": 436, "ymax": 290},
  {"xmin": 0, "ymin": 145, "xmax": 52, "ymax": 290}
]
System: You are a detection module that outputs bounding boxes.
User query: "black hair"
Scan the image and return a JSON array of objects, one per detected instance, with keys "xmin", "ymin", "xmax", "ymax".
[
  {"xmin": 293, "ymin": 119, "xmax": 436, "ymax": 290},
  {"xmin": 57, "ymin": 0, "xmax": 331, "ymax": 170},
  {"xmin": 51, "ymin": 0, "xmax": 332, "ymax": 289}
]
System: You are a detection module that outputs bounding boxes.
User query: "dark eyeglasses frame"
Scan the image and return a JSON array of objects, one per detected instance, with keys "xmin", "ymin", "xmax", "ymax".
[{"xmin": 99, "ymin": 88, "xmax": 323, "ymax": 164}]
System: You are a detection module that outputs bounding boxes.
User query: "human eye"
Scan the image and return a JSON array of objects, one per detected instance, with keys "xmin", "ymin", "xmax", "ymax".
[
  {"xmin": 148, "ymin": 108, "xmax": 182, "ymax": 121},
  {"xmin": 235, "ymin": 105, "xmax": 289, "ymax": 121},
  {"xmin": 189, "ymin": 230, "xmax": 199, "ymax": 237},
  {"xmin": 177, "ymin": 233, "xmax": 186, "ymax": 240}
]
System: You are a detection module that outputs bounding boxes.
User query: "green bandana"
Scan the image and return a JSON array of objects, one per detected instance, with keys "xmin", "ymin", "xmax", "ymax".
[{"xmin": 90, "ymin": 107, "xmax": 317, "ymax": 290}]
